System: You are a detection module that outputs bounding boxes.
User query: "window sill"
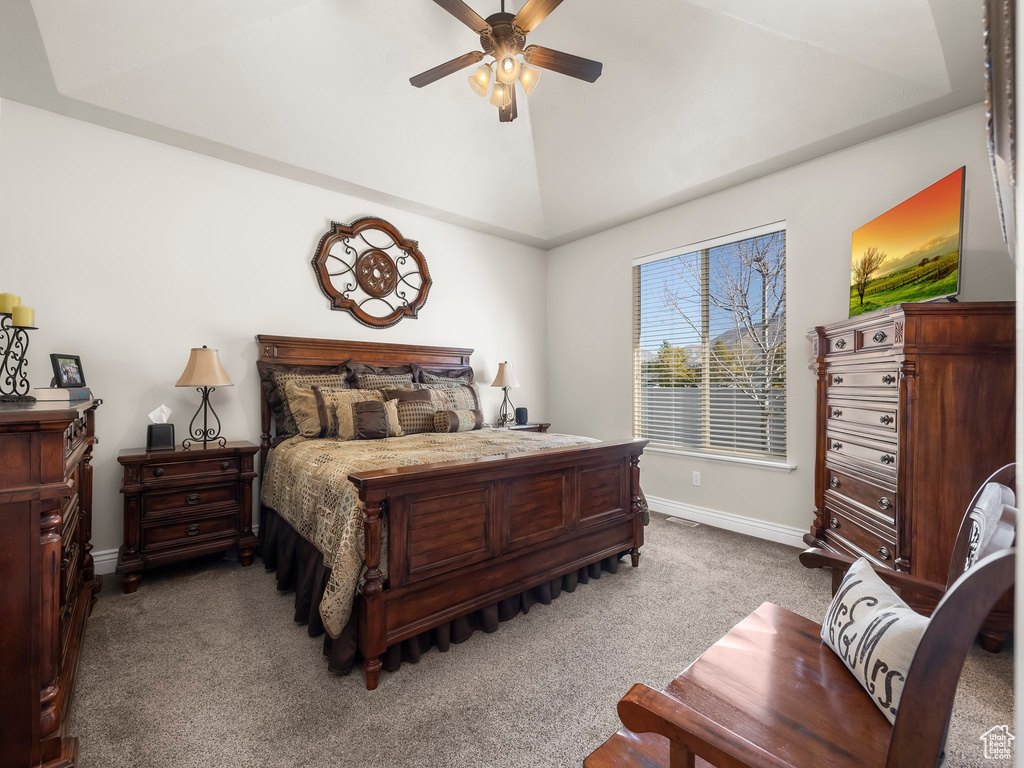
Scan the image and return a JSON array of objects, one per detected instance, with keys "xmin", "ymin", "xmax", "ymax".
[{"xmin": 644, "ymin": 445, "xmax": 797, "ymax": 473}]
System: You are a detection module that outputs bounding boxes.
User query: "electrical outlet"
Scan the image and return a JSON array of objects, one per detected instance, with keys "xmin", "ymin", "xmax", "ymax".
[{"xmin": 692, "ymin": 470, "xmax": 701, "ymax": 487}]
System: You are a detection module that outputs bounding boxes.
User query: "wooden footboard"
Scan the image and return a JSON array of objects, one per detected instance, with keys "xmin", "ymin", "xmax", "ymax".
[{"xmin": 349, "ymin": 438, "xmax": 647, "ymax": 689}]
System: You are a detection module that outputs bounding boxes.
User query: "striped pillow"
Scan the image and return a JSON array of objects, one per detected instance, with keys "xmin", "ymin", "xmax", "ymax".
[
  {"xmin": 283, "ymin": 381, "xmax": 383, "ymax": 439},
  {"xmin": 434, "ymin": 409, "xmax": 484, "ymax": 433},
  {"xmin": 418, "ymin": 382, "xmax": 480, "ymax": 411}
]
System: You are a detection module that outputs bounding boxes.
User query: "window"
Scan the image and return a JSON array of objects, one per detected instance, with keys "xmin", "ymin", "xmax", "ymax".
[{"xmin": 633, "ymin": 223, "xmax": 787, "ymax": 462}]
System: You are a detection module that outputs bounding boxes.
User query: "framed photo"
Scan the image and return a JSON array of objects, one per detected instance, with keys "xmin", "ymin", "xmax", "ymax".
[{"xmin": 50, "ymin": 354, "xmax": 87, "ymax": 388}]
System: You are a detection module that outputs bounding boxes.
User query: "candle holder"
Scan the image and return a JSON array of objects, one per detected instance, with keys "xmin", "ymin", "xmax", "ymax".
[{"xmin": 0, "ymin": 313, "xmax": 37, "ymax": 402}]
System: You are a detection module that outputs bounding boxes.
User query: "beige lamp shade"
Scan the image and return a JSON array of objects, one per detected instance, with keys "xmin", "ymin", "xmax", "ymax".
[
  {"xmin": 175, "ymin": 346, "xmax": 233, "ymax": 387},
  {"xmin": 490, "ymin": 361, "xmax": 520, "ymax": 388}
]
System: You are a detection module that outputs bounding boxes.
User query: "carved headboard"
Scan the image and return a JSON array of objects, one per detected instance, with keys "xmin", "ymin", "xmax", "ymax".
[{"xmin": 255, "ymin": 334, "xmax": 473, "ymax": 471}]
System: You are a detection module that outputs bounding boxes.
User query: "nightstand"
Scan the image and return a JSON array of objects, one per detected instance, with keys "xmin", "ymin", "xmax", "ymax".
[
  {"xmin": 116, "ymin": 441, "xmax": 259, "ymax": 593},
  {"xmin": 504, "ymin": 423, "xmax": 550, "ymax": 433}
]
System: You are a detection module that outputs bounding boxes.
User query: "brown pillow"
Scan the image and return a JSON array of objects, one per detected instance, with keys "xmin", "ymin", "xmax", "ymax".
[
  {"xmin": 434, "ymin": 409, "xmax": 484, "ymax": 433},
  {"xmin": 353, "ymin": 400, "xmax": 404, "ymax": 439},
  {"xmin": 418, "ymin": 382, "xmax": 480, "ymax": 411},
  {"xmin": 283, "ymin": 381, "xmax": 383, "ymax": 439},
  {"xmin": 413, "ymin": 364, "xmax": 475, "ymax": 385},
  {"xmin": 383, "ymin": 388, "xmax": 448, "ymax": 434},
  {"xmin": 257, "ymin": 360, "xmax": 350, "ymax": 437},
  {"xmin": 347, "ymin": 362, "xmax": 414, "ymax": 386}
]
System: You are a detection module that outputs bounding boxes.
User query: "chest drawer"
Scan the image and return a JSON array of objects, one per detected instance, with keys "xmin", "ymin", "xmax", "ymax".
[
  {"xmin": 827, "ymin": 367, "xmax": 900, "ymax": 393},
  {"xmin": 824, "ymin": 465, "xmax": 896, "ymax": 524},
  {"xmin": 823, "ymin": 500, "xmax": 897, "ymax": 570},
  {"xmin": 141, "ymin": 511, "xmax": 239, "ymax": 552},
  {"xmin": 859, "ymin": 322, "xmax": 896, "ymax": 351},
  {"xmin": 142, "ymin": 482, "xmax": 238, "ymax": 518},
  {"xmin": 142, "ymin": 457, "xmax": 239, "ymax": 483},
  {"xmin": 827, "ymin": 401, "xmax": 897, "ymax": 433},
  {"xmin": 60, "ymin": 537, "xmax": 81, "ymax": 604},
  {"xmin": 826, "ymin": 431, "xmax": 897, "ymax": 474}
]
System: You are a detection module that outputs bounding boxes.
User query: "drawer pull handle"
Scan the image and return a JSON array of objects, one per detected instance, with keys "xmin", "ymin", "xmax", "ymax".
[
  {"xmin": 153, "ymin": 468, "xmax": 164, "ymax": 477},
  {"xmin": 221, "ymin": 461, "xmax": 231, "ymax": 471},
  {"xmin": 832, "ymin": 376, "xmax": 843, "ymax": 385},
  {"xmin": 880, "ymin": 454, "xmax": 894, "ymax": 465},
  {"xmin": 185, "ymin": 493, "xmax": 202, "ymax": 506},
  {"xmin": 873, "ymin": 331, "xmax": 887, "ymax": 343},
  {"xmin": 832, "ymin": 441, "xmax": 842, "ymax": 451},
  {"xmin": 882, "ymin": 374, "xmax": 896, "ymax": 385},
  {"xmin": 831, "ymin": 408, "xmax": 842, "ymax": 418},
  {"xmin": 834, "ymin": 339, "xmax": 847, "ymax": 350},
  {"xmin": 186, "ymin": 524, "xmax": 201, "ymax": 536},
  {"xmin": 878, "ymin": 497, "xmax": 892, "ymax": 510},
  {"xmin": 829, "ymin": 476, "xmax": 840, "ymax": 488},
  {"xmin": 829, "ymin": 517, "xmax": 840, "ymax": 529},
  {"xmin": 879, "ymin": 415, "xmax": 893, "ymax": 425},
  {"xmin": 877, "ymin": 546, "xmax": 891, "ymax": 561}
]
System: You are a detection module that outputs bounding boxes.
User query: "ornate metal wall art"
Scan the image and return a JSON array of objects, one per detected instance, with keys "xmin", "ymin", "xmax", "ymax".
[
  {"xmin": 311, "ymin": 217, "xmax": 432, "ymax": 329},
  {"xmin": 0, "ymin": 313, "xmax": 35, "ymax": 401}
]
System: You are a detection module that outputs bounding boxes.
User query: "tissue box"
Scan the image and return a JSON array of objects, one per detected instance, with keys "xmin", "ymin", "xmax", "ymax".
[{"xmin": 146, "ymin": 423, "xmax": 175, "ymax": 452}]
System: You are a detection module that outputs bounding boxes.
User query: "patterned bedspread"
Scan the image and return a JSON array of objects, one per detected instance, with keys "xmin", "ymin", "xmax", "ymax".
[{"xmin": 261, "ymin": 429, "xmax": 598, "ymax": 637}]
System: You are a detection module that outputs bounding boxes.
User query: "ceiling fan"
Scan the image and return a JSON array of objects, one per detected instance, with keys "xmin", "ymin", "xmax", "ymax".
[{"xmin": 410, "ymin": 0, "xmax": 603, "ymax": 123}]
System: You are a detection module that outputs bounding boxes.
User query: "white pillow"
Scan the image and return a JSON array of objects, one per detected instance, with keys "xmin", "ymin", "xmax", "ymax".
[{"xmin": 821, "ymin": 557, "xmax": 929, "ymax": 724}]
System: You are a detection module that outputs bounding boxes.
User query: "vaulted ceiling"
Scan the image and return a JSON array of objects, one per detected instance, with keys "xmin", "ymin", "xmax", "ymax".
[{"xmin": 0, "ymin": 0, "xmax": 984, "ymax": 247}]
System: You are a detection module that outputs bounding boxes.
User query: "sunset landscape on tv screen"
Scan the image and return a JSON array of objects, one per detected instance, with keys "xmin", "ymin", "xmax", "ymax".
[{"xmin": 849, "ymin": 167, "xmax": 964, "ymax": 317}]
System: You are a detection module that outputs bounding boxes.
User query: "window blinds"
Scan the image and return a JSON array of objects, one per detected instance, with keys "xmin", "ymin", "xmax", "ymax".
[{"xmin": 633, "ymin": 224, "xmax": 787, "ymax": 460}]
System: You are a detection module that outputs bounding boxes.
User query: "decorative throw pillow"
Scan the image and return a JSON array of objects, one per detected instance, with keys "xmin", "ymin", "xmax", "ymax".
[
  {"xmin": 413, "ymin": 364, "xmax": 475, "ymax": 385},
  {"xmin": 820, "ymin": 557, "xmax": 929, "ymax": 724},
  {"xmin": 418, "ymin": 382, "xmax": 480, "ymax": 411},
  {"xmin": 256, "ymin": 361, "xmax": 350, "ymax": 437},
  {"xmin": 353, "ymin": 400, "xmax": 404, "ymax": 439},
  {"xmin": 347, "ymin": 363, "xmax": 414, "ymax": 390},
  {"xmin": 283, "ymin": 381, "xmax": 383, "ymax": 439},
  {"xmin": 383, "ymin": 388, "xmax": 445, "ymax": 434},
  {"xmin": 434, "ymin": 409, "xmax": 484, "ymax": 433}
]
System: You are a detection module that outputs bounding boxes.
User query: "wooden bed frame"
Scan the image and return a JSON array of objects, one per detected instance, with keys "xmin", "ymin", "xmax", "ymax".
[{"xmin": 257, "ymin": 334, "xmax": 648, "ymax": 689}]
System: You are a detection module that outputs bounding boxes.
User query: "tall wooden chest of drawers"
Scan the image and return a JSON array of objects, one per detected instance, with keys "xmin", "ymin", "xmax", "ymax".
[
  {"xmin": 808, "ymin": 302, "xmax": 1015, "ymax": 649},
  {"xmin": 0, "ymin": 399, "xmax": 101, "ymax": 768}
]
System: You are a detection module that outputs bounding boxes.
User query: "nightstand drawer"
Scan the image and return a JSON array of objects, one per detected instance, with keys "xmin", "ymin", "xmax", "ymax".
[
  {"xmin": 143, "ymin": 456, "xmax": 239, "ymax": 482},
  {"xmin": 142, "ymin": 483, "xmax": 238, "ymax": 518},
  {"xmin": 141, "ymin": 511, "xmax": 239, "ymax": 551}
]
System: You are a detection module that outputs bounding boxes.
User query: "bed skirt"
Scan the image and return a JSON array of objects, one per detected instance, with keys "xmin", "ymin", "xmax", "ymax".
[{"xmin": 259, "ymin": 506, "xmax": 625, "ymax": 676}]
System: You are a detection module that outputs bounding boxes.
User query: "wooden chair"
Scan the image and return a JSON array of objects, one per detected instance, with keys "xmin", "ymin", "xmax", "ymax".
[{"xmin": 585, "ymin": 466, "xmax": 1016, "ymax": 768}]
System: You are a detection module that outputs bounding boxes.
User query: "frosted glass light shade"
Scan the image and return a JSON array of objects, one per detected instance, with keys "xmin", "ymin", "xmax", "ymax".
[
  {"xmin": 490, "ymin": 362, "xmax": 520, "ymax": 388},
  {"xmin": 176, "ymin": 346, "xmax": 233, "ymax": 387},
  {"xmin": 518, "ymin": 62, "xmax": 541, "ymax": 95},
  {"xmin": 489, "ymin": 81, "xmax": 511, "ymax": 107},
  {"xmin": 496, "ymin": 54, "xmax": 521, "ymax": 84},
  {"xmin": 468, "ymin": 63, "xmax": 492, "ymax": 96}
]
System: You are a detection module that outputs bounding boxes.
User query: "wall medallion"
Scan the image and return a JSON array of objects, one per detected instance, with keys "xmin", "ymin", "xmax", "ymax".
[{"xmin": 311, "ymin": 217, "xmax": 432, "ymax": 328}]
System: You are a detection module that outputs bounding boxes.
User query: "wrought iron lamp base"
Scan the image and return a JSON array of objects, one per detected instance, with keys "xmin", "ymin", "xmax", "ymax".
[
  {"xmin": 182, "ymin": 386, "xmax": 227, "ymax": 449},
  {"xmin": 497, "ymin": 386, "xmax": 516, "ymax": 427},
  {"xmin": 0, "ymin": 314, "xmax": 35, "ymax": 402}
]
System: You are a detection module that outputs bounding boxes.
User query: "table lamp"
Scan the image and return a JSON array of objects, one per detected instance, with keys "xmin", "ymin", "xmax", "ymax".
[
  {"xmin": 490, "ymin": 361, "xmax": 520, "ymax": 427},
  {"xmin": 176, "ymin": 346, "xmax": 232, "ymax": 448}
]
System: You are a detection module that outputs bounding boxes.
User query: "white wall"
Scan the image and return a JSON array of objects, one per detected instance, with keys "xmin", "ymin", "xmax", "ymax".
[
  {"xmin": 0, "ymin": 100, "xmax": 549, "ymax": 557},
  {"xmin": 546, "ymin": 103, "xmax": 1016, "ymax": 541}
]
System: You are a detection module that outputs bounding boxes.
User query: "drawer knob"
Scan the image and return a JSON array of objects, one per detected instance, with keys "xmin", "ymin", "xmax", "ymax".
[
  {"xmin": 829, "ymin": 476, "xmax": 840, "ymax": 488},
  {"xmin": 832, "ymin": 375, "xmax": 843, "ymax": 385},
  {"xmin": 829, "ymin": 517, "xmax": 840, "ymax": 529},
  {"xmin": 221, "ymin": 461, "xmax": 231, "ymax": 471},
  {"xmin": 834, "ymin": 339, "xmax": 847, "ymax": 350},
  {"xmin": 880, "ymin": 454, "xmax": 894, "ymax": 465},
  {"xmin": 873, "ymin": 331, "xmax": 887, "ymax": 343},
  {"xmin": 877, "ymin": 546, "xmax": 891, "ymax": 561},
  {"xmin": 186, "ymin": 524, "xmax": 201, "ymax": 536},
  {"xmin": 878, "ymin": 497, "xmax": 892, "ymax": 510},
  {"xmin": 832, "ymin": 441, "xmax": 843, "ymax": 451},
  {"xmin": 153, "ymin": 468, "xmax": 164, "ymax": 477},
  {"xmin": 879, "ymin": 414, "xmax": 893, "ymax": 425},
  {"xmin": 882, "ymin": 374, "xmax": 896, "ymax": 385},
  {"xmin": 185, "ymin": 493, "xmax": 202, "ymax": 506},
  {"xmin": 831, "ymin": 408, "xmax": 842, "ymax": 418}
]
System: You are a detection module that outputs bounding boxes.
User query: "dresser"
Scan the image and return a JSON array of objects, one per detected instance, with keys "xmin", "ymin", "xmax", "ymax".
[
  {"xmin": 116, "ymin": 442, "xmax": 258, "ymax": 592},
  {"xmin": 808, "ymin": 302, "xmax": 1014, "ymax": 649},
  {"xmin": 0, "ymin": 399, "xmax": 101, "ymax": 768}
]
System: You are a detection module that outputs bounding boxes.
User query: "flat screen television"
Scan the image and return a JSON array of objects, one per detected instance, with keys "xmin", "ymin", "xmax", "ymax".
[{"xmin": 849, "ymin": 166, "xmax": 965, "ymax": 317}]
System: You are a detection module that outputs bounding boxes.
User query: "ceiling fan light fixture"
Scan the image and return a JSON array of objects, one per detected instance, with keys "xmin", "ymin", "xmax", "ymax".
[
  {"xmin": 518, "ymin": 62, "xmax": 541, "ymax": 95},
  {"xmin": 495, "ymin": 53, "xmax": 521, "ymax": 85},
  {"xmin": 468, "ymin": 63, "xmax": 492, "ymax": 96},
  {"xmin": 489, "ymin": 80, "xmax": 512, "ymax": 108}
]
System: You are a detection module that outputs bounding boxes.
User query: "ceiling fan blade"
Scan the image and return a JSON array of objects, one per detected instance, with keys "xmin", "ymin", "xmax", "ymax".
[
  {"xmin": 431, "ymin": 0, "xmax": 490, "ymax": 33},
  {"xmin": 499, "ymin": 84, "xmax": 518, "ymax": 122},
  {"xmin": 523, "ymin": 45, "xmax": 602, "ymax": 82},
  {"xmin": 410, "ymin": 51, "xmax": 484, "ymax": 88},
  {"xmin": 513, "ymin": 0, "xmax": 566, "ymax": 33}
]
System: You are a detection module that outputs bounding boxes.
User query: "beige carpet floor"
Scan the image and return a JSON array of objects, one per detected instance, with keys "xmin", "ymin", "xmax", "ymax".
[{"xmin": 71, "ymin": 512, "xmax": 1013, "ymax": 767}]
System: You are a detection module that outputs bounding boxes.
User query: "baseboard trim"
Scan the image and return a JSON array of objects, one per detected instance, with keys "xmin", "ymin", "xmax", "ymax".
[
  {"xmin": 646, "ymin": 495, "xmax": 806, "ymax": 549},
  {"xmin": 94, "ymin": 548, "xmax": 119, "ymax": 576}
]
